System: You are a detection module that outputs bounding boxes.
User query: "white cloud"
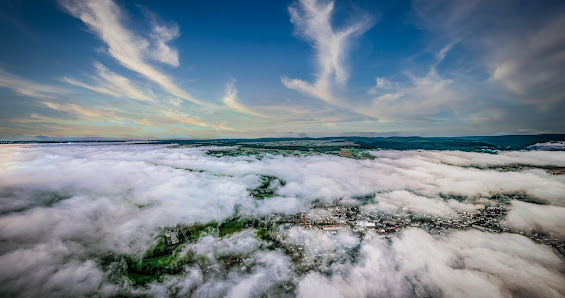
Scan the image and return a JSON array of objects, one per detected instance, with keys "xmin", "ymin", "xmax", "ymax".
[
  {"xmin": 297, "ymin": 228, "xmax": 565, "ymax": 297},
  {"xmin": 59, "ymin": 0, "xmax": 206, "ymax": 105},
  {"xmin": 282, "ymin": 0, "xmax": 371, "ymax": 105},
  {"xmin": 368, "ymin": 77, "xmax": 394, "ymax": 94},
  {"xmin": 1, "ymin": 144, "xmax": 564, "ymax": 296},
  {"xmin": 221, "ymin": 81, "xmax": 264, "ymax": 118},
  {"xmin": 366, "ymin": 43, "xmax": 461, "ymax": 122},
  {"xmin": 63, "ymin": 62, "xmax": 154, "ymax": 102},
  {"xmin": 41, "ymin": 101, "xmax": 109, "ymax": 119},
  {"xmin": 0, "ymin": 241, "xmax": 114, "ymax": 297},
  {"xmin": 149, "ymin": 23, "xmax": 180, "ymax": 67},
  {"xmin": 157, "ymin": 109, "xmax": 233, "ymax": 130},
  {"xmin": 488, "ymin": 13, "xmax": 565, "ymax": 104},
  {"xmin": 279, "ymin": 1, "xmax": 471, "ymax": 127},
  {"xmin": 412, "ymin": 1, "xmax": 565, "ymax": 107},
  {"xmin": 436, "ymin": 41, "xmax": 458, "ymax": 64},
  {"xmin": 370, "ymin": 190, "xmax": 466, "ymax": 217},
  {"xmin": 504, "ymin": 200, "xmax": 565, "ymax": 240},
  {"xmin": 0, "ymin": 68, "xmax": 65, "ymax": 99},
  {"xmin": 530, "ymin": 141, "xmax": 565, "ymax": 151}
]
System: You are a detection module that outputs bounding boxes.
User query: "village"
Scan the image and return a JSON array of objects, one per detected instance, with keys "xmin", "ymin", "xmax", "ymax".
[{"xmin": 160, "ymin": 200, "xmax": 564, "ymax": 263}]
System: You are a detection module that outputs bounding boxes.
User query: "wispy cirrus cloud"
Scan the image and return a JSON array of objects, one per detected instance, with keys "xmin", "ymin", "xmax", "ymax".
[
  {"xmin": 146, "ymin": 14, "xmax": 180, "ymax": 67},
  {"xmin": 281, "ymin": 0, "xmax": 371, "ymax": 105},
  {"xmin": 277, "ymin": 0, "xmax": 565, "ymax": 134},
  {"xmin": 144, "ymin": 109, "xmax": 234, "ymax": 131},
  {"xmin": 367, "ymin": 45, "xmax": 460, "ymax": 122},
  {"xmin": 0, "ymin": 68, "xmax": 65, "ymax": 99},
  {"xmin": 489, "ymin": 13, "xmax": 565, "ymax": 104},
  {"xmin": 15, "ymin": 100, "xmax": 233, "ymax": 134},
  {"xmin": 412, "ymin": 0, "xmax": 565, "ymax": 107},
  {"xmin": 59, "ymin": 0, "xmax": 206, "ymax": 106},
  {"xmin": 41, "ymin": 101, "xmax": 111, "ymax": 119},
  {"xmin": 339, "ymin": 40, "xmax": 461, "ymax": 126},
  {"xmin": 221, "ymin": 81, "xmax": 264, "ymax": 118},
  {"xmin": 63, "ymin": 62, "xmax": 154, "ymax": 102}
]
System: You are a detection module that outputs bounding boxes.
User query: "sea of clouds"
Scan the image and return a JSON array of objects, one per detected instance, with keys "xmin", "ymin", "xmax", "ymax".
[{"xmin": 0, "ymin": 143, "xmax": 564, "ymax": 297}]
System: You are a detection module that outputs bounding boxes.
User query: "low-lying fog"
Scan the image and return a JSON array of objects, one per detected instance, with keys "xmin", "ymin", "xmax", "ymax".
[{"xmin": 0, "ymin": 144, "xmax": 564, "ymax": 297}]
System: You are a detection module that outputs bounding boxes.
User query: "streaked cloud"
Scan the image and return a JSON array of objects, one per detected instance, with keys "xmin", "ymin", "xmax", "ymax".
[
  {"xmin": 151, "ymin": 109, "xmax": 233, "ymax": 131},
  {"xmin": 370, "ymin": 68, "xmax": 457, "ymax": 121},
  {"xmin": 489, "ymin": 13, "xmax": 565, "ymax": 104},
  {"xmin": 221, "ymin": 81, "xmax": 264, "ymax": 118},
  {"xmin": 41, "ymin": 101, "xmax": 110, "ymax": 119},
  {"xmin": 1, "ymin": 0, "xmax": 564, "ymax": 138},
  {"xmin": 12, "ymin": 100, "xmax": 232, "ymax": 135},
  {"xmin": 0, "ymin": 68, "xmax": 65, "ymax": 99},
  {"xmin": 412, "ymin": 0, "xmax": 565, "ymax": 108},
  {"xmin": 63, "ymin": 62, "xmax": 154, "ymax": 102},
  {"xmin": 59, "ymin": 0, "xmax": 206, "ymax": 106},
  {"xmin": 278, "ymin": 1, "xmax": 466, "ymax": 128},
  {"xmin": 281, "ymin": 0, "xmax": 371, "ymax": 105},
  {"xmin": 148, "ymin": 18, "xmax": 180, "ymax": 67},
  {"xmin": 363, "ymin": 43, "xmax": 460, "ymax": 123}
]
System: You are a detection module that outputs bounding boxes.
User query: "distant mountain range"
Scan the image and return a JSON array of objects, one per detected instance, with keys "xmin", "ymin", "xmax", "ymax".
[{"xmin": 3, "ymin": 134, "xmax": 565, "ymax": 152}]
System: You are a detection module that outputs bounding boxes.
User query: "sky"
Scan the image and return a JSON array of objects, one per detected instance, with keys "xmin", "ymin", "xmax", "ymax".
[{"xmin": 0, "ymin": 0, "xmax": 564, "ymax": 139}]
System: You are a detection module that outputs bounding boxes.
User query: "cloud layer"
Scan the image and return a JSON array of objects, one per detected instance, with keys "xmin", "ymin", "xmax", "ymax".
[{"xmin": 0, "ymin": 144, "xmax": 564, "ymax": 296}]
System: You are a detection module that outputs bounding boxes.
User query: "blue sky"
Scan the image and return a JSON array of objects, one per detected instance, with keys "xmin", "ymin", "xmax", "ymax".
[{"xmin": 0, "ymin": 0, "xmax": 564, "ymax": 139}]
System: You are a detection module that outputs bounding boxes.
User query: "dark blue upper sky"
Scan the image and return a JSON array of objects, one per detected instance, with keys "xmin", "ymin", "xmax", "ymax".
[{"xmin": 0, "ymin": 0, "xmax": 564, "ymax": 139}]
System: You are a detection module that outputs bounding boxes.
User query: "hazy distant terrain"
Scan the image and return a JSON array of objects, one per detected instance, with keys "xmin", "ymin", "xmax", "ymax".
[{"xmin": 1, "ymin": 136, "xmax": 565, "ymax": 297}]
